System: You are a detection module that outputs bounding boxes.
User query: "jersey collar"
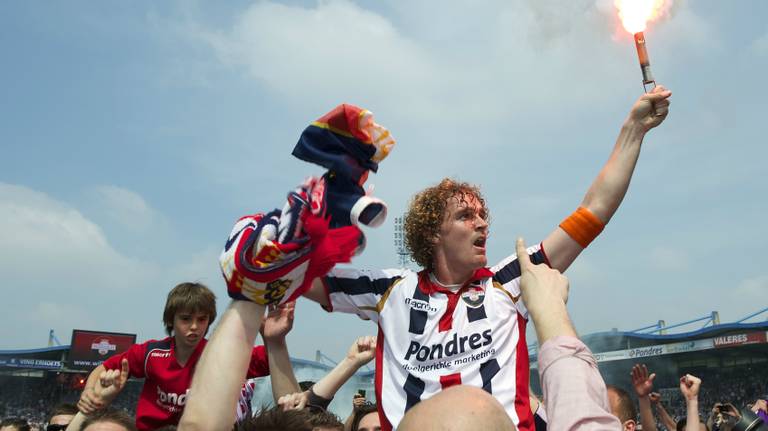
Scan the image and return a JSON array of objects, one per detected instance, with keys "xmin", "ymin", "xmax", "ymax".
[{"xmin": 418, "ymin": 267, "xmax": 493, "ymax": 296}]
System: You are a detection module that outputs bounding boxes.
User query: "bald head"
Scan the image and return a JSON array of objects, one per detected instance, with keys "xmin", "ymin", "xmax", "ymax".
[{"xmin": 398, "ymin": 385, "xmax": 516, "ymax": 431}]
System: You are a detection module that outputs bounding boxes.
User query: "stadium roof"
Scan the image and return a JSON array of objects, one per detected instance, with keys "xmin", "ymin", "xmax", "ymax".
[{"xmin": 581, "ymin": 321, "xmax": 768, "ymax": 352}]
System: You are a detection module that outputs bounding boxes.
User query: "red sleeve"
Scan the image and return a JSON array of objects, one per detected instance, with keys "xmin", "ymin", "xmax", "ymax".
[
  {"xmin": 246, "ymin": 345, "xmax": 270, "ymax": 377},
  {"xmin": 102, "ymin": 343, "xmax": 146, "ymax": 379}
]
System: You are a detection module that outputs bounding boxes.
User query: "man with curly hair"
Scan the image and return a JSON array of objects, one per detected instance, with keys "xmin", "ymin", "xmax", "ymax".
[{"xmin": 302, "ymin": 86, "xmax": 672, "ymax": 431}]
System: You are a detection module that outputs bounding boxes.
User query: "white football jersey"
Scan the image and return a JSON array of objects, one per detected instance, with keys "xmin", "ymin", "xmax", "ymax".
[{"xmin": 324, "ymin": 243, "xmax": 549, "ymax": 431}]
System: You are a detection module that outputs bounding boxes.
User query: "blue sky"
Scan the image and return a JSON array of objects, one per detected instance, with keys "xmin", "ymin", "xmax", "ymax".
[{"xmin": 1, "ymin": 0, "xmax": 767, "ymax": 361}]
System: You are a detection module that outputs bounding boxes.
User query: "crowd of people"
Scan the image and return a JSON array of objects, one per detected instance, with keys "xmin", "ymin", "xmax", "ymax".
[{"xmin": 1, "ymin": 84, "xmax": 766, "ymax": 431}]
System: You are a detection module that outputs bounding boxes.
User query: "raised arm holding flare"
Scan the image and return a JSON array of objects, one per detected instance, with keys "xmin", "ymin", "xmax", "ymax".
[{"xmin": 541, "ymin": 85, "xmax": 671, "ymax": 272}]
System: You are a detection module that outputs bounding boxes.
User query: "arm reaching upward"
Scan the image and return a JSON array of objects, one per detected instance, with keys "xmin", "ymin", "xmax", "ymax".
[
  {"xmin": 542, "ymin": 86, "xmax": 672, "ymax": 272},
  {"xmin": 178, "ymin": 301, "xmax": 266, "ymax": 431},
  {"xmin": 679, "ymin": 374, "xmax": 701, "ymax": 431},
  {"xmin": 278, "ymin": 336, "xmax": 376, "ymax": 414},
  {"xmin": 632, "ymin": 364, "xmax": 658, "ymax": 431},
  {"xmin": 312, "ymin": 336, "xmax": 376, "ymax": 400},
  {"xmin": 262, "ymin": 301, "xmax": 301, "ymax": 402}
]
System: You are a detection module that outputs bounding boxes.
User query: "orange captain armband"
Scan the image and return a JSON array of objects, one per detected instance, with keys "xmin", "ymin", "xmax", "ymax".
[{"xmin": 559, "ymin": 207, "xmax": 605, "ymax": 248}]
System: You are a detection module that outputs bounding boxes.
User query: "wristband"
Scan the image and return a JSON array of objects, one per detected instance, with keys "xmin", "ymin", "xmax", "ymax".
[{"xmin": 558, "ymin": 207, "xmax": 605, "ymax": 248}]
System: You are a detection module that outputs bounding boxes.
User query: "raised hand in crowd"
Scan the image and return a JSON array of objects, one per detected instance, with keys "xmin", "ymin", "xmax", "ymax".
[
  {"xmin": 261, "ymin": 301, "xmax": 301, "ymax": 402},
  {"xmin": 95, "ymin": 359, "xmax": 130, "ymax": 406},
  {"xmin": 679, "ymin": 374, "xmax": 702, "ymax": 431},
  {"xmin": 67, "ymin": 359, "xmax": 130, "ymax": 431},
  {"xmin": 631, "ymin": 364, "xmax": 655, "ymax": 398},
  {"xmin": 76, "ymin": 358, "xmax": 130, "ymax": 414},
  {"xmin": 631, "ymin": 364, "xmax": 658, "ymax": 431},
  {"xmin": 352, "ymin": 392, "xmax": 367, "ymax": 411},
  {"xmin": 277, "ymin": 336, "xmax": 375, "ymax": 417},
  {"xmin": 313, "ymin": 336, "xmax": 376, "ymax": 404}
]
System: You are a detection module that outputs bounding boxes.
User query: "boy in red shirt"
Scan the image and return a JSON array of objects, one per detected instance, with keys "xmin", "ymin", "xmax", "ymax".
[{"xmin": 77, "ymin": 282, "xmax": 296, "ymax": 430}]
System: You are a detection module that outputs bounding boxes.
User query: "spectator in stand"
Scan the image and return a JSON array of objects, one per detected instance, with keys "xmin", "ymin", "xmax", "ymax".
[
  {"xmin": 0, "ymin": 418, "xmax": 30, "ymax": 431},
  {"xmin": 45, "ymin": 404, "xmax": 78, "ymax": 431},
  {"xmin": 606, "ymin": 385, "xmax": 637, "ymax": 431},
  {"xmin": 78, "ymin": 283, "xmax": 298, "ymax": 430}
]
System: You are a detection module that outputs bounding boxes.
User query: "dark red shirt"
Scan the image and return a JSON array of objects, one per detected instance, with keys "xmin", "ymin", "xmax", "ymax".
[{"xmin": 103, "ymin": 337, "xmax": 269, "ymax": 430}]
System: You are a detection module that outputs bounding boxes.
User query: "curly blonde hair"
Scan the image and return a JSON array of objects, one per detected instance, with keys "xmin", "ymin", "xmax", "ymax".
[{"xmin": 404, "ymin": 178, "xmax": 489, "ymax": 269}]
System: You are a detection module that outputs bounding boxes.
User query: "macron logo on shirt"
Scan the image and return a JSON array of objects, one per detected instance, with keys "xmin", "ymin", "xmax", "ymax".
[{"xmin": 404, "ymin": 297, "xmax": 438, "ymax": 314}]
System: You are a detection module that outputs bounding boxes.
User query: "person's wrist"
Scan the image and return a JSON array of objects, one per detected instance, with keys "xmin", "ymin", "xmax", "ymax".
[
  {"xmin": 529, "ymin": 302, "xmax": 575, "ymax": 344},
  {"xmin": 342, "ymin": 356, "xmax": 364, "ymax": 370},
  {"xmin": 263, "ymin": 334, "xmax": 287, "ymax": 344},
  {"xmin": 622, "ymin": 117, "xmax": 648, "ymax": 137}
]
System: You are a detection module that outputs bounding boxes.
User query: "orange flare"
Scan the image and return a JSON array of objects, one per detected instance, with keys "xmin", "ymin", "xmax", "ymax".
[{"xmin": 615, "ymin": 0, "xmax": 667, "ymax": 34}]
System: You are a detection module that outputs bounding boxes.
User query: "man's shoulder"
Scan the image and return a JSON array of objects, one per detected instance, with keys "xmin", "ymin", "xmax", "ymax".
[{"xmin": 326, "ymin": 267, "xmax": 416, "ymax": 298}]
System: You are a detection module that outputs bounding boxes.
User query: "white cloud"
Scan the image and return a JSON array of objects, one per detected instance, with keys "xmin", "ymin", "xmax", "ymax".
[
  {"xmin": 92, "ymin": 185, "xmax": 159, "ymax": 232},
  {"xmin": 0, "ymin": 183, "xmax": 224, "ymax": 349},
  {"xmin": 190, "ymin": 0, "xmax": 655, "ymax": 125}
]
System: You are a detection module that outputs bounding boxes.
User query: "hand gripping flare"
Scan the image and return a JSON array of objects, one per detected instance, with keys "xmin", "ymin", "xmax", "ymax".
[{"xmin": 219, "ymin": 104, "xmax": 395, "ymax": 305}]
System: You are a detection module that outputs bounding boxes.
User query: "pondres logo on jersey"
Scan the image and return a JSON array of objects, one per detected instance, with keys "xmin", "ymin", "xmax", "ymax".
[
  {"xmin": 156, "ymin": 386, "xmax": 189, "ymax": 412},
  {"xmin": 404, "ymin": 329, "xmax": 492, "ymax": 362}
]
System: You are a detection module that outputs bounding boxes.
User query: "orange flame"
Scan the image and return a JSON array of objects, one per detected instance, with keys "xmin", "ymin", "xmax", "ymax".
[{"xmin": 615, "ymin": 0, "xmax": 667, "ymax": 34}]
